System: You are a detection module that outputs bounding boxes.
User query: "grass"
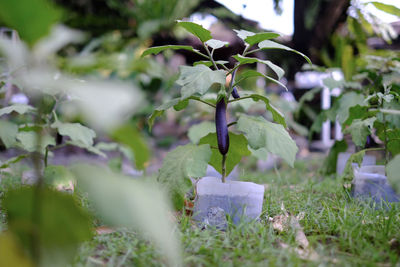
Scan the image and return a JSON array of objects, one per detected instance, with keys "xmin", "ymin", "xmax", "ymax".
[
  {"xmin": 0, "ymin": 155, "xmax": 399, "ymax": 266},
  {"xmin": 71, "ymin": 155, "xmax": 400, "ymax": 267}
]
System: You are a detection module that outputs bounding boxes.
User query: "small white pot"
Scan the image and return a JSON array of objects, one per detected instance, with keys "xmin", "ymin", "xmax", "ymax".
[{"xmin": 193, "ymin": 177, "xmax": 265, "ymax": 224}]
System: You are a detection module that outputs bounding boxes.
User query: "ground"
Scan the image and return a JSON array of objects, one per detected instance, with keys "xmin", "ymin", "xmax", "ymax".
[{"xmin": 64, "ymin": 155, "xmax": 400, "ymax": 266}]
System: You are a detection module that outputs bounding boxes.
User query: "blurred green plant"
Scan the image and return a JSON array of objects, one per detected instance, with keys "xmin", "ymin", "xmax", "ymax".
[{"xmin": 0, "ymin": 4, "xmax": 180, "ymax": 266}]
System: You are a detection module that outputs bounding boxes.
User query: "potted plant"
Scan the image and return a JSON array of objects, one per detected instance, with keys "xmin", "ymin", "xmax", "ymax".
[
  {"xmin": 316, "ymin": 55, "xmax": 400, "ymax": 203},
  {"xmin": 142, "ymin": 21, "xmax": 311, "ymax": 224}
]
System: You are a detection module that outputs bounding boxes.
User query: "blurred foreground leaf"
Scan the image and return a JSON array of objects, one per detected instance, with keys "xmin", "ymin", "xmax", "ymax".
[
  {"xmin": 71, "ymin": 164, "xmax": 182, "ymax": 267},
  {"xmin": 0, "ymin": 232, "xmax": 33, "ymax": 267},
  {"xmin": 0, "ymin": 0, "xmax": 61, "ymax": 44},
  {"xmin": 3, "ymin": 187, "xmax": 93, "ymax": 266}
]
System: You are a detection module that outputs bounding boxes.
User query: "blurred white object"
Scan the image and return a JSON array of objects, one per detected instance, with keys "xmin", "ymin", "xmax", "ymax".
[{"xmin": 10, "ymin": 93, "xmax": 29, "ymax": 104}]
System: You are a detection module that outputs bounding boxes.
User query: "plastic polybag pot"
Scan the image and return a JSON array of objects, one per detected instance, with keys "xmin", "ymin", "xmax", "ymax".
[{"xmin": 193, "ymin": 177, "xmax": 265, "ymax": 225}]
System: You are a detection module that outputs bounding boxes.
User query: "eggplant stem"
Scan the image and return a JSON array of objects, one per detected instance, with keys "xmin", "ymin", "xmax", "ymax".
[{"xmin": 221, "ymin": 154, "xmax": 227, "ymax": 183}]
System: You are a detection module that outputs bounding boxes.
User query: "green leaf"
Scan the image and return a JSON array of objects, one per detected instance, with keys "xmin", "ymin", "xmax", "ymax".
[
  {"xmin": 320, "ymin": 140, "xmax": 348, "ymax": 175},
  {"xmin": 44, "ymin": 165, "xmax": 75, "ymax": 188},
  {"xmin": 0, "ymin": 104, "xmax": 36, "ymax": 117},
  {"xmin": 193, "ymin": 60, "xmax": 229, "ymax": 67},
  {"xmin": 0, "ymin": 120, "xmax": 18, "ymax": 148},
  {"xmin": 246, "ymin": 94, "xmax": 286, "ymax": 128},
  {"xmin": 0, "ymin": 232, "xmax": 33, "ymax": 267},
  {"xmin": 205, "ymin": 39, "xmax": 229, "ymax": 49},
  {"xmin": 176, "ymin": 65, "xmax": 226, "ymax": 100},
  {"xmin": 16, "ymin": 131, "xmax": 55, "ymax": 153},
  {"xmin": 141, "ymin": 45, "xmax": 195, "ymax": 57},
  {"xmin": 244, "ymin": 32, "xmax": 280, "ymax": 46},
  {"xmin": 375, "ymin": 122, "xmax": 400, "ymax": 156},
  {"xmin": 343, "ymin": 118, "xmax": 375, "ymax": 147},
  {"xmin": 111, "ymin": 124, "xmax": 150, "ymax": 170},
  {"xmin": 387, "ymin": 155, "xmax": 400, "ymax": 194},
  {"xmin": 258, "ymin": 40, "xmax": 312, "ymax": 64},
  {"xmin": 234, "ymin": 70, "xmax": 287, "ymax": 90},
  {"xmin": 176, "ymin": 21, "xmax": 212, "ymax": 42},
  {"xmin": 337, "ymin": 92, "xmax": 366, "ymax": 124},
  {"xmin": 233, "ymin": 55, "xmax": 284, "ymax": 80},
  {"xmin": 233, "ymin": 29, "xmax": 255, "ymax": 43},
  {"xmin": 3, "ymin": 187, "xmax": 92, "ymax": 266},
  {"xmin": 51, "ymin": 121, "xmax": 96, "ymax": 148},
  {"xmin": 344, "ymin": 105, "xmax": 371, "ymax": 126},
  {"xmin": 148, "ymin": 98, "xmax": 188, "ymax": 130},
  {"xmin": 237, "ymin": 114, "xmax": 298, "ymax": 167},
  {"xmin": 340, "ymin": 150, "xmax": 365, "ymax": 183},
  {"xmin": 199, "ymin": 132, "xmax": 251, "ymax": 176},
  {"xmin": 369, "ymin": 2, "xmax": 400, "ymax": 17},
  {"xmin": 71, "ymin": 164, "xmax": 181, "ymax": 267},
  {"xmin": 157, "ymin": 144, "xmax": 212, "ymax": 209},
  {"xmin": 188, "ymin": 121, "xmax": 216, "ymax": 144},
  {"xmin": 0, "ymin": 0, "xmax": 62, "ymax": 44}
]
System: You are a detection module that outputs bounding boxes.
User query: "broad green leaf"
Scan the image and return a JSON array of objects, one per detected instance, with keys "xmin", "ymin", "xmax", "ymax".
[
  {"xmin": 193, "ymin": 60, "xmax": 229, "ymax": 67},
  {"xmin": 234, "ymin": 70, "xmax": 287, "ymax": 90},
  {"xmin": 233, "ymin": 55, "xmax": 284, "ymax": 79},
  {"xmin": 258, "ymin": 40, "xmax": 312, "ymax": 64},
  {"xmin": 343, "ymin": 118, "xmax": 376, "ymax": 147},
  {"xmin": 237, "ymin": 114, "xmax": 298, "ymax": 167},
  {"xmin": 244, "ymin": 32, "xmax": 280, "ymax": 46},
  {"xmin": 148, "ymin": 98, "xmax": 189, "ymax": 130},
  {"xmin": 387, "ymin": 155, "xmax": 400, "ymax": 194},
  {"xmin": 176, "ymin": 65, "xmax": 226, "ymax": 100},
  {"xmin": 320, "ymin": 140, "xmax": 348, "ymax": 175},
  {"xmin": 188, "ymin": 121, "xmax": 216, "ymax": 144},
  {"xmin": 344, "ymin": 105, "xmax": 371, "ymax": 126},
  {"xmin": 141, "ymin": 45, "xmax": 195, "ymax": 57},
  {"xmin": 0, "ymin": 154, "xmax": 28, "ymax": 169},
  {"xmin": 199, "ymin": 132, "xmax": 251, "ymax": 176},
  {"xmin": 337, "ymin": 92, "xmax": 366, "ymax": 124},
  {"xmin": 377, "ymin": 101, "xmax": 400, "ymax": 128},
  {"xmin": 16, "ymin": 131, "xmax": 55, "ymax": 153},
  {"xmin": 340, "ymin": 150, "xmax": 365, "ymax": 183},
  {"xmin": 0, "ymin": 232, "xmax": 33, "ymax": 267},
  {"xmin": 375, "ymin": 122, "xmax": 400, "ymax": 156},
  {"xmin": 0, "ymin": 0, "xmax": 61, "ymax": 44},
  {"xmin": 157, "ymin": 144, "xmax": 212, "ymax": 209},
  {"xmin": 44, "ymin": 165, "xmax": 75, "ymax": 188},
  {"xmin": 3, "ymin": 187, "xmax": 92, "ymax": 266},
  {"xmin": 233, "ymin": 29, "xmax": 255, "ymax": 43},
  {"xmin": 0, "ymin": 104, "xmax": 36, "ymax": 117},
  {"xmin": 248, "ymin": 147, "xmax": 269, "ymax": 160},
  {"xmin": 51, "ymin": 121, "xmax": 95, "ymax": 148},
  {"xmin": 369, "ymin": 2, "xmax": 400, "ymax": 17},
  {"xmin": 71, "ymin": 164, "xmax": 181, "ymax": 267},
  {"xmin": 245, "ymin": 94, "xmax": 286, "ymax": 128},
  {"xmin": 111, "ymin": 124, "xmax": 150, "ymax": 170},
  {"xmin": 176, "ymin": 21, "xmax": 212, "ymax": 42},
  {"xmin": 95, "ymin": 142, "xmax": 134, "ymax": 162},
  {"xmin": 0, "ymin": 120, "xmax": 18, "ymax": 148},
  {"xmin": 205, "ymin": 39, "xmax": 229, "ymax": 49}
]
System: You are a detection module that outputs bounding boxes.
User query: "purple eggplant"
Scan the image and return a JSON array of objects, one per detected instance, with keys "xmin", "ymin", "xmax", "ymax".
[
  {"xmin": 215, "ymin": 98, "xmax": 229, "ymax": 155},
  {"xmin": 231, "ymin": 87, "xmax": 240, "ymax": 99}
]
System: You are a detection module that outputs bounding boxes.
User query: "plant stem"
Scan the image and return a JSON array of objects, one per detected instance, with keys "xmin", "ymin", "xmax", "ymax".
[
  {"xmin": 44, "ymin": 148, "xmax": 49, "ymax": 168},
  {"xmin": 203, "ymin": 43, "xmax": 219, "ymax": 70},
  {"xmin": 221, "ymin": 154, "xmax": 227, "ymax": 183},
  {"xmin": 188, "ymin": 96, "xmax": 216, "ymax": 108},
  {"xmin": 228, "ymin": 95, "xmax": 253, "ymax": 103},
  {"xmin": 383, "ymin": 113, "xmax": 389, "ymax": 164},
  {"xmin": 192, "ymin": 50, "xmax": 209, "ymax": 59},
  {"xmin": 227, "ymin": 121, "xmax": 237, "ymax": 127},
  {"xmin": 245, "ymin": 48, "xmax": 261, "ymax": 55}
]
